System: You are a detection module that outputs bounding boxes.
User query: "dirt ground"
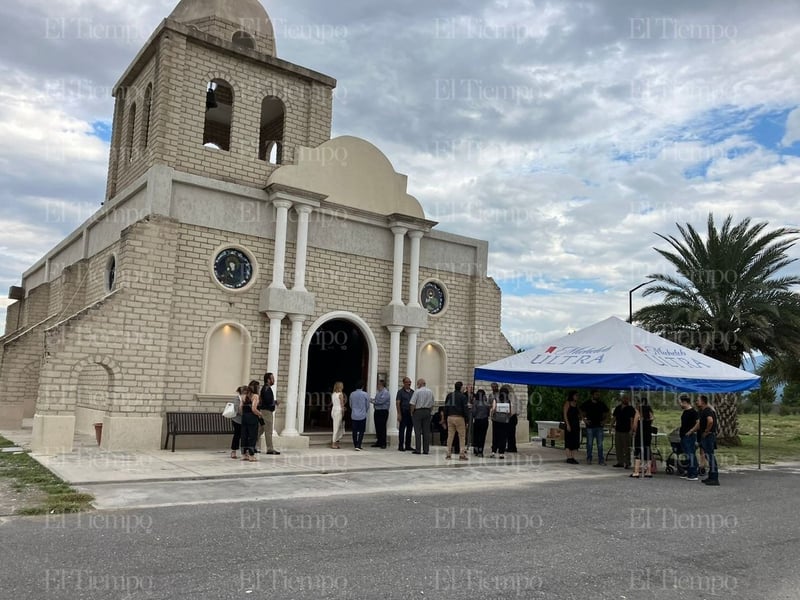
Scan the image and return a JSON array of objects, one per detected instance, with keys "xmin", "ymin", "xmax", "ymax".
[{"xmin": 0, "ymin": 476, "xmax": 47, "ymax": 516}]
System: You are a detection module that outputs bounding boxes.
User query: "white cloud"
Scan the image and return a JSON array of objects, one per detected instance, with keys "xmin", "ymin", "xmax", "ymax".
[{"xmin": 782, "ymin": 107, "xmax": 800, "ymax": 147}]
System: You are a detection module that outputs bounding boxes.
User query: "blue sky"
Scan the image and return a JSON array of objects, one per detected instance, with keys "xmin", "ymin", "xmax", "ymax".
[{"xmin": 1, "ymin": 0, "xmax": 800, "ymax": 352}]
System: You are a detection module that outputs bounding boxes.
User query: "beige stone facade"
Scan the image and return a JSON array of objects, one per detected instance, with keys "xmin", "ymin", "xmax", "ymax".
[{"xmin": 0, "ymin": 0, "xmax": 523, "ymax": 453}]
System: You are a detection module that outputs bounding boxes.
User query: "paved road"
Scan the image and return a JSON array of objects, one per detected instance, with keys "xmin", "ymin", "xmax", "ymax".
[{"xmin": 1, "ymin": 468, "xmax": 798, "ymax": 600}]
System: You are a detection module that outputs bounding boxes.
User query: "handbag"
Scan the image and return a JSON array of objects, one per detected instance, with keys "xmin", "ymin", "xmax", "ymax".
[
  {"xmin": 558, "ymin": 422, "xmax": 566, "ymax": 430},
  {"xmin": 258, "ymin": 416, "xmax": 266, "ymax": 426},
  {"xmin": 222, "ymin": 402, "xmax": 236, "ymax": 419},
  {"xmin": 495, "ymin": 402, "xmax": 510, "ymax": 414}
]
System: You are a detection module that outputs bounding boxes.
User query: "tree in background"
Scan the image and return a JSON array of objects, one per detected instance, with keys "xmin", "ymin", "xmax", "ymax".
[
  {"xmin": 757, "ymin": 354, "xmax": 800, "ymax": 414},
  {"xmin": 527, "ymin": 386, "xmax": 615, "ymax": 422},
  {"xmin": 779, "ymin": 382, "xmax": 800, "ymax": 414},
  {"xmin": 634, "ymin": 214, "xmax": 800, "ymax": 445},
  {"xmin": 740, "ymin": 383, "xmax": 777, "ymax": 414},
  {"xmin": 527, "ymin": 386, "xmax": 567, "ymax": 422}
]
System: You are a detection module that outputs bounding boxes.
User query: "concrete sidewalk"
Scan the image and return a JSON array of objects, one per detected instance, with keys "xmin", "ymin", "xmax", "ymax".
[{"xmin": 2, "ymin": 424, "xmax": 574, "ymax": 486}]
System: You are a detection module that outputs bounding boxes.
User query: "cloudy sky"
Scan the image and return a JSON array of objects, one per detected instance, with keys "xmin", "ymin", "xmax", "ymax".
[{"xmin": 1, "ymin": 0, "xmax": 799, "ymax": 348}]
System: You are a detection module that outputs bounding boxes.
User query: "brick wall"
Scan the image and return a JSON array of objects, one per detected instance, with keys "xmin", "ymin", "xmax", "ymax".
[
  {"xmin": 0, "ymin": 328, "xmax": 45, "ymax": 418},
  {"xmin": 76, "ymin": 363, "xmax": 110, "ymax": 410},
  {"xmin": 37, "ymin": 216, "xmax": 179, "ymax": 417},
  {"xmin": 23, "ymin": 284, "xmax": 50, "ymax": 328},
  {"xmin": 3, "ymin": 301, "xmax": 21, "ymax": 335},
  {"xmin": 160, "ymin": 221, "xmax": 274, "ymax": 410},
  {"xmin": 108, "ymin": 28, "xmax": 334, "ymax": 198}
]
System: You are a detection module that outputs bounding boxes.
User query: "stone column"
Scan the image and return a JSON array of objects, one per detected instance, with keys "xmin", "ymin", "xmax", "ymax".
[
  {"xmin": 387, "ymin": 325, "xmax": 403, "ymax": 437},
  {"xmin": 408, "ymin": 230, "xmax": 424, "ymax": 306},
  {"xmin": 270, "ymin": 199, "xmax": 292, "ymax": 289},
  {"xmin": 390, "ymin": 226, "xmax": 408, "ymax": 305},
  {"xmin": 406, "ymin": 327, "xmax": 420, "ymax": 385},
  {"xmin": 267, "ymin": 311, "xmax": 285, "ymax": 435},
  {"xmin": 281, "ymin": 313, "xmax": 305, "ymax": 437},
  {"xmin": 292, "ymin": 205, "xmax": 313, "ymax": 292}
]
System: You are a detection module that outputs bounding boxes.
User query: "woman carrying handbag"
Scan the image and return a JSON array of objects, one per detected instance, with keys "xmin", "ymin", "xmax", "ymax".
[
  {"xmin": 229, "ymin": 386, "xmax": 247, "ymax": 459},
  {"xmin": 240, "ymin": 380, "xmax": 263, "ymax": 462}
]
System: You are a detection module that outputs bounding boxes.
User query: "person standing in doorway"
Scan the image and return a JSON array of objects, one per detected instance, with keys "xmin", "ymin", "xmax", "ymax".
[
  {"xmin": 371, "ymin": 378, "xmax": 390, "ymax": 448},
  {"xmin": 611, "ymin": 395, "xmax": 636, "ymax": 468},
  {"xmin": 410, "ymin": 378, "xmax": 435, "ymax": 454},
  {"xmin": 349, "ymin": 380, "xmax": 370, "ymax": 451},
  {"xmin": 396, "ymin": 377, "xmax": 414, "ymax": 451},
  {"xmin": 258, "ymin": 372, "xmax": 280, "ymax": 455},
  {"xmin": 696, "ymin": 395, "xmax": 719, "ymax": 486},
  {"xmin": 581, "ymin": 389, "xmax": 609, "ymax": 465},
  {"xmin": 330, "ymin": 381, "xmax": 346, "ymax": 449}
]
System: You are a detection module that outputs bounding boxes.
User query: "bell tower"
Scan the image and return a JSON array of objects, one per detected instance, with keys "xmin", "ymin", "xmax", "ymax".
[{"xmin": 105, "ymin": 0, "xmax": 336, "ymax": 199}]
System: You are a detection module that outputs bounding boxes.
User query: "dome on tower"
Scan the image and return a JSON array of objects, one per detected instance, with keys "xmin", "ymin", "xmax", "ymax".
[
  {"xmin": 170, "ymin": 0, "xmax": 269, "ymax": 24},
  {"xmin": 169, "ymin": 0, "xmax": 276, "ymax": 55}
]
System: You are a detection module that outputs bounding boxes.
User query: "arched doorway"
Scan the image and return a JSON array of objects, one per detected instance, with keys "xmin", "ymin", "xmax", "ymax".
[{"xmin": 303, "ymin": 318, "xmax": 368, "ymax": 432}]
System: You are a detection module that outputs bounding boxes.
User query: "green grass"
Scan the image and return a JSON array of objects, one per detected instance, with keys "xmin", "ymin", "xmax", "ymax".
[
  {"xmin": 651, "ymin": 410, "xmax": 800, "ymax": 466},
  {"xmin": 0, "ymin": 436, "xmax": 94, "ymax": 515},
  {"xmin": 529, "ymin": 412, "xmax": 800, "ymax": 467}
]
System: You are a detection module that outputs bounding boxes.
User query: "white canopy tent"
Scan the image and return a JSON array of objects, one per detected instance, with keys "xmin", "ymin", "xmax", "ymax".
[{"xmin": 474, "ymin": 316, "xmax": 760, "ymax": 393}]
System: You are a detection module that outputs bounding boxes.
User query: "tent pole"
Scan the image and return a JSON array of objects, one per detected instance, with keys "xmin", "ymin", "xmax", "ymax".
[
  {"xmin": 468, "ymin": 375, "xmax": 476, "ymax": 450},
  {"xmin": 758, "ymin": 395, "xmax": 762, "ymax": 470}
]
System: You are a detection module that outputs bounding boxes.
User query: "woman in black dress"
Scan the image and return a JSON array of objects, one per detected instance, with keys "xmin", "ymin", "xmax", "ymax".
[
  {"xmin": 563, "ymin": 391, "xmax": 581, "ymax": 464},
  {"xmin": 631, "ymin": 397, "xmax": 654, "ymax": 477},
  {"xmin": 240, "ymin": 380, "xmax": 263, "ymax": 462}
]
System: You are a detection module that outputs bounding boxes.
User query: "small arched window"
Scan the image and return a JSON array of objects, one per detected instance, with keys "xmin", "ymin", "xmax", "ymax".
[
  {"xmin": 141, "ymin": 84, "xmax": 152, "ymax": 149},
  {"xmin": 203, "ymin": 79, "xmax": 233, "ymax": 152},
  {"xmin": 105, "ymin": 255, "xmax": 117, "ymax": 292},
  {"xmin": 259, "ymin": 96, "xmax": 285, "ymax": 164},
  {"xmin": 232, "ymin": 31, "xmax": 256, "ymax": 50},
  {"xmin": 126, "ymin": 103, "xmax": 137, "ymax": 163}
]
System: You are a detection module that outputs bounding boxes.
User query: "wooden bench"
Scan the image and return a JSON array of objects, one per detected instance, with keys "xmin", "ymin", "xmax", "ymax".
[{"xmin": 163, "ymin": 411, "xmax": 233, "ymax": 452}]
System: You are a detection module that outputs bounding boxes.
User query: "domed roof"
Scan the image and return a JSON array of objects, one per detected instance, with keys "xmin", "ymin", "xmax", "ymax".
[
  {"xmin": 170, "ymin": 0, "xmax": 270, "ymax": 28},
  {"xmin": 268, "ymin": 136, "xmax": 426, "ymax": 220}
]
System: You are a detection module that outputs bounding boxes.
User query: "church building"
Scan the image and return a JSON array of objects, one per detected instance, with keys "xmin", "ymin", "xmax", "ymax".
[{"xmin": 0, "ymin": 0, "xmax": 523, "ymax": 452}]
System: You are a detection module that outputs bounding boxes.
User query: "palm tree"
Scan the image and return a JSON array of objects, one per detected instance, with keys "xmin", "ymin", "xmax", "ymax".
[
  {"xmin": 758, "ymin": 354, "xmax": 800, "ymax": 387},
  {"xmin": 633, "ymin": 214, "xmax": 800, "ymax": 445}
]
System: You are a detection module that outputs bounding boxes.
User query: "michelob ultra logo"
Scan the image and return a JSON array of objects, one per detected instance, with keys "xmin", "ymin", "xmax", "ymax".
[
  {"xmin": 530, "ymin": 346, "xmax": 610, "ymax": 365},
  {"xmin": 635, "ymin": 344, "xmax": 712, "ymax": 369},
  {"xmin": 530, "ymin": 344, "xmax": 713, "ymax": 369}
]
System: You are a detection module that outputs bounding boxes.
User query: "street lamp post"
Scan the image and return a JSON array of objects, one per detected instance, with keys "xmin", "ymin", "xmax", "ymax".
[{"xmin": 628, "ymin": 280, "xmax": 655, "ymax": 323}]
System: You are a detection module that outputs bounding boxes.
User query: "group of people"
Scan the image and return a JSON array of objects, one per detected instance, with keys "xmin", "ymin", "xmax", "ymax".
[
  {"xmin": 677, "ymin": 393, "xmax": 720, "ymax": 485},
  {"xmin": 229, "ymin": 373, "xmax": 281, "ymax": 461},
  {"xmin": 328, "ymin": 378, "xmax": 522, "ymax": 459},
  {"xmin": 561, "ymin": 389, "xmax": 720, "ymax": 485},
  {"xmin": 397, "ymin": 379, "xmax": 523, "ymax": 459}
]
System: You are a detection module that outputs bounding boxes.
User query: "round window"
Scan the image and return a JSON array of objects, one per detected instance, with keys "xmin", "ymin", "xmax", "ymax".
[
  {"xmin": 213, "ymin": 248, "xmax": 253, "ymax": 290},
  {"xmin": 421, "ymin": 281, "xmax": 446, "ymax": 315}
]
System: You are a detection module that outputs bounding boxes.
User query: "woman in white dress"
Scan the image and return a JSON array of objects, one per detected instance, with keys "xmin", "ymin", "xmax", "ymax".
[{"xmin": 331, "ymin": 381, "xmax": 347, "ymax": 449}]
